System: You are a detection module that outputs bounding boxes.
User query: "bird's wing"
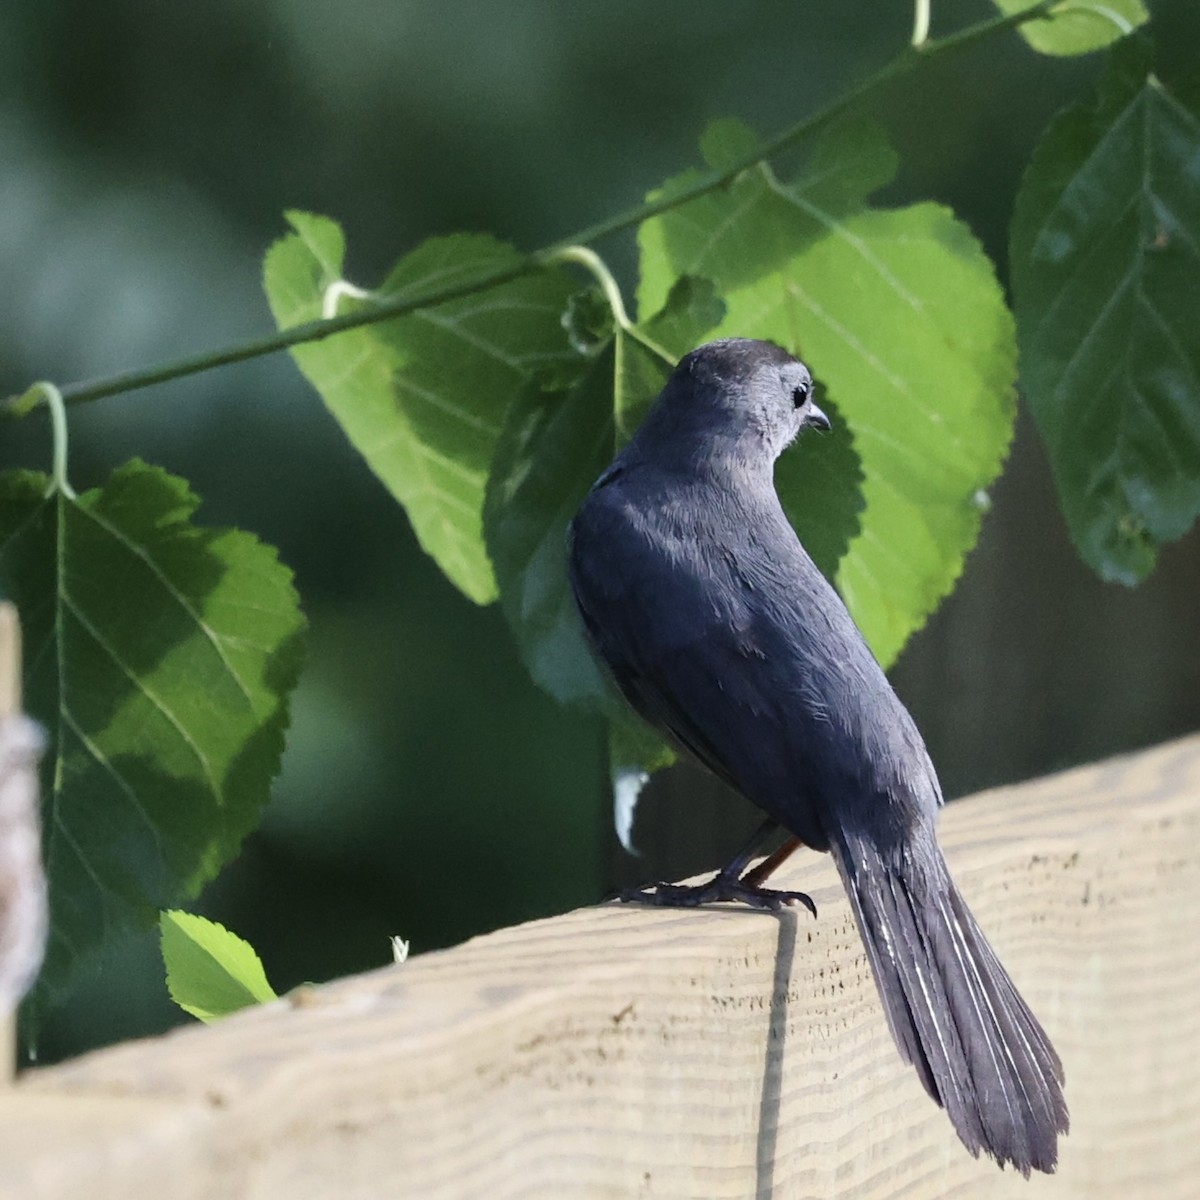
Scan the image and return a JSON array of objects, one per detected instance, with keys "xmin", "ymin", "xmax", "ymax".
[
  {"xmin": 576, "ymin": 588, "xmax": 751, "ymax": 795},
  {"xmin": 569, "ymin": 489, "xmax": 940, "ymax": 848},
  {"xmin": 570, "ymin": 518, "xmax": 832, "ymax": 845}
]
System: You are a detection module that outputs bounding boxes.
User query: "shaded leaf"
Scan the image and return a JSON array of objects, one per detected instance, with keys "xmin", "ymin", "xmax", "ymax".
[
  {"xmin": 992, "ymin": 0, "xmax": 1148, "ymax": 58},
  {"xmin": 638, "ymin": 117, "xmax": 1013, "ymax": 666},
  {"xmin": 485, "ymin": 270, "xmax": 731, "ymax": 713},
  {"xmin": 639, "ymin": 275, "xmax": 727, "ymax": 356},
  {"xmin": 774, "ymin": 392, "xmax": 863, "ymax": 583},
  {"xmin": 794, "ymin": 116, "xmax": 901, "ymax": 210},
  {"xmin": 487, "ymin": 338, "xmax": 686, "ymax": 777},
  {"xmin": 486, "ymin": 342, "xmax": 677, "ymax": 777},
  {"xmin": 0, "ymin": 462, "xmax": 305, "ymax": 1003},
  {"xmin": 485, "ymin": 353, "xmax": 615, "ymax": 710},
  {"xmin": 562, "ymin": 287, "xmax": 614, "ymax": 357},
  {"xmin": 161, "ymin": 909, "xmax": 277, "ymax": 1023},
  {"xmin": 264, "ymin": 211, "xmax": 577, "ymax": 604},
  {"xmin": 1010, "ymin": 37, "xmax": 1200, "ymax": 582},
  {"xmin": 613, "ymin": 328, "xmax": 673, "ymax": 443}
]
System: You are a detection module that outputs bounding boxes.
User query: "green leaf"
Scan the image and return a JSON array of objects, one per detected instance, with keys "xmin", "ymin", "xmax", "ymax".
[
  {"xmin": 0, "ymin": 462, "xmax": 305, "ymax": 1003},
  {"xmin": 775, "ymin": 392, "xmax": 863, "ymax": 584},
  {"xmin": 161, "ymin": 909, "xmax": 277, "ymax": 1023},
  {"xmin": 638, "ymin": 275, "xmax": 727, "ymax": 356},
  {"xmin": 263, "ymin": 211, "xmax": 578, "ymax": 605},
  {"xmin": 485, "ymin": 354, "xmax": 679, "ymax": 783},
  {"xmin": 992, "ymin": 1, "xmax": 1148, "ymax": 57},
  {"xmin": 639, "ymin": 118, "xmax": 1013, "ymax": 666},
  {"xmin": 485, "ymin": 352, "xmax": 615, "ymax": 710},
  {"xmin": 1010, "ymin": 37, "xmax": 1200, "ymax": 583},
  {"xmin": 613, "ymin": 328, "xmax": 673, "ymax": 444},
  {"xmin": 486, "ymin": 335, "xmax": 684, "ymax": 776},
  {"xmin": 484, "ymin": 265, "xmax": 735, "ymax": 714},
  {"xmin": 562, "ymin": 287, "xmax": 615, "ymax": 357}
]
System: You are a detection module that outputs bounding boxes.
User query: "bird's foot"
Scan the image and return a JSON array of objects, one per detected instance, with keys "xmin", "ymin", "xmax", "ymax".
[{"xmin": 617, "ymin": 872, "xmax": 816, "ymax": 916}]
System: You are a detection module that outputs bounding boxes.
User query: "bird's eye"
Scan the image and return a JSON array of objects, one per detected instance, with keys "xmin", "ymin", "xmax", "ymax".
[{"xmin": 791, "ymin": 383, "xmax": 810, "ymax": 409}]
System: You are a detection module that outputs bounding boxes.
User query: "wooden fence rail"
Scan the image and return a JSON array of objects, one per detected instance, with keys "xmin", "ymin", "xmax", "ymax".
[{"xmin": 0, "ymin": 602, "xmax": 1198, "ymax": 1196}]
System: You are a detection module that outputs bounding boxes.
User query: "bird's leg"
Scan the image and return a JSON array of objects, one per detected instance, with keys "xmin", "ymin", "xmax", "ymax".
[
  {"xmin": 739, "ymin": 834, "xmax": 802, "ymax": 889},
  {"xmin": 618, "ymin": 818, "xmax": 817, "ymax": 915}
]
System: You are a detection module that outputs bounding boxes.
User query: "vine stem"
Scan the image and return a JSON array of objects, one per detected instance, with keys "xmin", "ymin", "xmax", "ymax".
[
  {"xmin": 548, "ymin": 245, "xmax": 677, "ymax": 365},
  {"xmin": 27, "ymin": 383, "xmax": 75, "ymax": 498},
  {"xmin": 5, "ymin": 0, "xmax": 1058, "ymax": 415},
  {"xmin": 549, "ymin": 246, "xmax": 634, "ymax": 328}
]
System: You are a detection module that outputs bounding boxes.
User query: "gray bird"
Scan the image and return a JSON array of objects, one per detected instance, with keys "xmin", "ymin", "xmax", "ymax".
[{"xmin": 568, "ymin": 337, "xmax": 1067, "ymax": 1174}]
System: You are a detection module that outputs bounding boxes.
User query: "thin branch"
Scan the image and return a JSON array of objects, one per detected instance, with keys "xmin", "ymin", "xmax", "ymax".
[
  {"xmin": 4, "ymin": 0, "xmax": 1058, "ymax": 415},
  {"xmin": 33, "ymin": 384, "xmax": 76, "ymax": 498}
]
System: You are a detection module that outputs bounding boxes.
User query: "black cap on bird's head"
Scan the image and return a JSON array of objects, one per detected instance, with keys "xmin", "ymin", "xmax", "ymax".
[{"xmin": 635, "ymin": 338, "xmax": 829, "ymax": 466}]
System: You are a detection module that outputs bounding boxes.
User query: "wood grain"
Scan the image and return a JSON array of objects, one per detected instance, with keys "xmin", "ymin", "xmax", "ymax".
[{"xmin": 4, "ymin": 734, "xmax": 1200, "ymax": 1198}]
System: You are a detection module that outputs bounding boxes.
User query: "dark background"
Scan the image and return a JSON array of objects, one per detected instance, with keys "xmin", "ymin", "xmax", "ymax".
[{"xmin": 1, "ymin": 1, "xmax": 1197, "ymax": 1060}]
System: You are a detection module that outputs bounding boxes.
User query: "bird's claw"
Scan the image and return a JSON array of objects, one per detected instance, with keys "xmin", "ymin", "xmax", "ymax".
[{"xmin": 617, "ymin": 875, "xmax": 816, "ymax": 917}]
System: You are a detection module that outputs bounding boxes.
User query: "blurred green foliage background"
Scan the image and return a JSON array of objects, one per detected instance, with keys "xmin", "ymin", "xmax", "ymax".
[{"xmin": 2, "ymin": 0, "xmax": 1198, "ymax": 1061}]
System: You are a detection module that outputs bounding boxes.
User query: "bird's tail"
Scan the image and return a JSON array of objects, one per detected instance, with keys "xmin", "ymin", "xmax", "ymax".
[{"xmin": 829, "ymin": 828, "xmax": 1068, "ymax": 1175}]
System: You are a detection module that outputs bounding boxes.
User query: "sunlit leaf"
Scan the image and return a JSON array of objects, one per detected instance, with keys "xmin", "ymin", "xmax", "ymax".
[
  {"xmin": 639, "ymin": 116, "xmax": 1014, "ymax": 666},
  {"xmin": 161, "ymin": 909, "xmax": 277, "ymax": 1023},
  {"xmin": 992, "ymin": 0, "xmax": 1148, "ymax": 57},
  {"xmin": 1010, "ymin": 37, "xmax": 1200, "ymax": 582},
  {"xmin": 0, "ymin": 462, "xmax": 305, "ymax": 1003},
  {"xmin": 264, "ymin": 211, "xmax": 577, "ymax": 604}
]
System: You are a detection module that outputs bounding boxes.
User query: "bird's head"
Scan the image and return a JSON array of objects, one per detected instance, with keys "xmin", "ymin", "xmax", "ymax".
[{"xmin": 644, "ymin": 338, "xmax": 829, "ymax": 466}]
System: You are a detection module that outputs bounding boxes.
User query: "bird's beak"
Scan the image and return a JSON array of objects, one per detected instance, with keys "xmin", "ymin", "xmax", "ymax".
[{"xmin": 805, "ymin": 403, "xmax": 831, "ymax": 433}]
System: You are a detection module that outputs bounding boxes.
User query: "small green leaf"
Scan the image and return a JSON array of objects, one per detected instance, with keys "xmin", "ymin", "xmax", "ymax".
[
  {"xmin": 264, "ymin": 212, "xmax": 578, "ymax": 605},
  {"xmin": 639, "ymin": 117, "xmax": 1011, "ymax": 666},
  {"xmin": 562, "ymin": 288, "xmax": 615, "ymax": 356},
  {"xmin": 0, "ymin": 462, "xmax": 305, "ymax": 1004},
  {"xmin": 993, "ymin": 0, "xmax": 1148, "ymax": 57},
  {"xmin": 1010, "ymin": 37, "xmax": 1200, "ymax": 582},
  {"xmin": 161, "ymin": 909, "xmax": 277, "ymax": 1023},
  {"xmin": 792, "ymin": 116, "xmax": 901, "ymax": 211}
]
